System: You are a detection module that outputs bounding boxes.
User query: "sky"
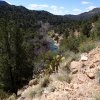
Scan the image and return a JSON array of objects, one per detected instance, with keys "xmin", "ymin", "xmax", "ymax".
[{"xmin": 3, "ymin": 0, "xmax": 100, "ymax": 15}]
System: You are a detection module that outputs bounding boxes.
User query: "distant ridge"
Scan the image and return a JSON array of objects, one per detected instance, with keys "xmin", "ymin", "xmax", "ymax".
[
  {"xmin": 0, "ymin": 1, "xmax": 100, "ymax": 20},
  {"xmin": 64, "ymin": 8, "xmax": 100, "ymax": 20},
  {"xmin": 0, "ymin": 0, "xmax": 9, "ymax": 5}
]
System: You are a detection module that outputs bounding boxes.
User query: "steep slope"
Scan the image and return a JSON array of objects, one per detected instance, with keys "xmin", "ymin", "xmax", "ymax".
[{"xmin": 14, "ymin": 47, "xmax": 100, "ymax": 100}]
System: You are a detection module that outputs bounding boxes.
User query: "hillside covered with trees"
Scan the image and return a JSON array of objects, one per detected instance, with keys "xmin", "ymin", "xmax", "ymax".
[{"xmin": 0, "ymin": 1, "xmax": 100, "ymax": 99}]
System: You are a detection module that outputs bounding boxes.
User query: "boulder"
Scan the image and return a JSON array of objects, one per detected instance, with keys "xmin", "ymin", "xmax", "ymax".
[{"xmin": 81, "ymin": 55, "xmax": 88, "ymax": 61}]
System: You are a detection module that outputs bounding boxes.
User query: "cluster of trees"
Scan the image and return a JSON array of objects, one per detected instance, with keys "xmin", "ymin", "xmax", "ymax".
[
  {"xmin": 0, "ymin": 3, "xmax": 100, "ymax": 96},
  {"xmin": 0, "ymin": 20, "xmax": 34, "ymax": 94},
  {"xmin": 60, "ymin": 15, "xmax": 100, "ymax": 53},
  {"xmin": 0, "ymin": 4, "xmax": 61, "ymax": 95},
  {"xmin": 0, "ymin": 19, "xmax": 52, "ymax": 95}
]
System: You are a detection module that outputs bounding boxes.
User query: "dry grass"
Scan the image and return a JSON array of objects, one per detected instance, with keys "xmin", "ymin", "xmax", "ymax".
[
  {"xmin": 29, "ymin": 85, "xmax": 43, "ymax": 99},
  {"xmin": 78, "ymin": 41, "xmax": 96, "ymax": 53},
  {"xmin": 64, "ymin": 51, "xmax": 81, "ymax": 61},
  {"xmin": 56, "ymin": 70, "xmax": 72, "ymax": 83},
  {"xmin": 40, "ymin": 75, "xmax": 50, "ymax": 88},
  {"xmin": 0, "ymin": 90, "xmax": 10, "ymax": 100},
  {"xmin": 93, "ymin": 93, "xmax": 100, "ymax": 100},
  {"xmin": 29, "ymin": 75, "xmax": 50, "ymax": 99}
]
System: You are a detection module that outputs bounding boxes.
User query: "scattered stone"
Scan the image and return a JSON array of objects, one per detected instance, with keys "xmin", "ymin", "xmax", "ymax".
[
  {"xmin": 29, "ymin": 79, "xmax": 38, "ymax": 86},
  {"xmin": 18, "ymin": 97, "xmax": 26, "ymax": 100},
  {"xmin": 65, "ymin": 87, "xmax": 72, "ymax": 91},
  {"xmin": 72, "ymin": 68, "xmax": 78, "ymax": 74},
  {"xmin": 70, "ymin": 61, "xmax": 82, "ymax": 70},
  {"xmin": 70, "ymin": 61, "xmax": 82, "ymax": 75},
  {"xmin": 90, "ymin": 64, "xmax": 95, "ymax": 69},
  {"xmin": 17, "ymin": 89, "xmax": 23, "ymax": 97},
  {"xmin": 81, "ymin": 63, "xmax": 86, "ymax": 68},
  {"xmin": 81, "ymin": 55, "xmax": 88, "ymax": 61},
  {"xmin": 73, "ymin": 84, "xmax": 79, "ymax": 89},
  {"xmin": 86, "ymin": 72, "xmax": 95, "ymax": 79},
  {"xmin": 44, "ymin": 86, "xmax": 56, "ymax": 94},
  {"xmin": 23, "ymin": 85, "xmax": 29, "ymax": 90}
]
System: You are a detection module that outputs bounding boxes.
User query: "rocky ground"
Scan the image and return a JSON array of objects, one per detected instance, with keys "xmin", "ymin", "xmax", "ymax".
[{"xmin": 9, "ymin": 47, "xmax": 100, "ymax": 100}]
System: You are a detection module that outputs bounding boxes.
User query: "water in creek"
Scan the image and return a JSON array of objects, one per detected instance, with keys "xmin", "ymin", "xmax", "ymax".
[{"xmin": 49, "ymin": 41, "xmax": 58, "ymax": 52}]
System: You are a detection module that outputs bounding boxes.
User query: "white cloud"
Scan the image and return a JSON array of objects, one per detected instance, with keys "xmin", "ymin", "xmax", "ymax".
[
  {"xmin": 49, "ymin": 5, "xmax": 69, "ymax": 15},
  {"xmin": 5, "ymin": 0, "xmax": 12, "ymax": 4},
  {"xmin": 72, "ymin": 8, "xmax": 82, "ymax": 15},
  {"xmin": 82, "ymin": 1, "xmax": 92, "ymax": 4},
  {"xmin": 27, "ymin": 3, "xmax": 96, "ymax": 15},
  {"xmin": 28, "ymin": 4, "xmax": 49, "ymax": 10},
  {"xmin": 73, "ymin": 8, "xmax": 82, "ymax": 12},
  {"xmin": 28, "ymin": 4, "xmax": 69, "ymax": 15},
  {"xmin": 86, "ymin": 6, "xmax": 96, "ymax": 11}
]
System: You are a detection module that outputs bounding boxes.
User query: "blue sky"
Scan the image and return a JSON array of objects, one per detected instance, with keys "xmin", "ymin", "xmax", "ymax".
[{"xmin": 4, "ymin": 0, "xmax": 100, "ymax": 15}]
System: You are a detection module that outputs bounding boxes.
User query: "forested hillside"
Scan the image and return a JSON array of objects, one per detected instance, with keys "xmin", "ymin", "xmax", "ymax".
[{"xmin": 0, "ymin": 1, "xmax": 100, "ymax": 99}]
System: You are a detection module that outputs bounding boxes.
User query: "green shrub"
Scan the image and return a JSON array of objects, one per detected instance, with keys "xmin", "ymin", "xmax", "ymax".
[
  {"xmin": 91, "ymin": 19, "xmax": 100, "ymax": 40},
  {"xmin": 60, "ymin": 36, "xmax": 80, "ymax": 52},
  {"xmin": 60, "ymin": 57, "xmax": 72, "ymax": 74},
  {"xmin": 78, "ymin": 41, "xmax": 96, "ymax": 53}
]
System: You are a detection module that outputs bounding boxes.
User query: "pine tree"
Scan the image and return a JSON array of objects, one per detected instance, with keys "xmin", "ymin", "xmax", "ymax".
[
  {"xmin": 13, "ymin": 25, "xmax": 33, "ymax": 90},
  {"xmin": 0, "ymin": 21, "xmax": 33, "ymax": 94},
  {"xmin": 0, "ymin": 20, "xmax": 16, "ymax": 93}
]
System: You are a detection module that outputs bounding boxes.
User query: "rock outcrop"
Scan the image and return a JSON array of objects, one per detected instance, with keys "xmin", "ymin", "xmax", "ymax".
[{"xmin": 17, "ymin": 47, "xmax": 100, "ymax": 100}]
